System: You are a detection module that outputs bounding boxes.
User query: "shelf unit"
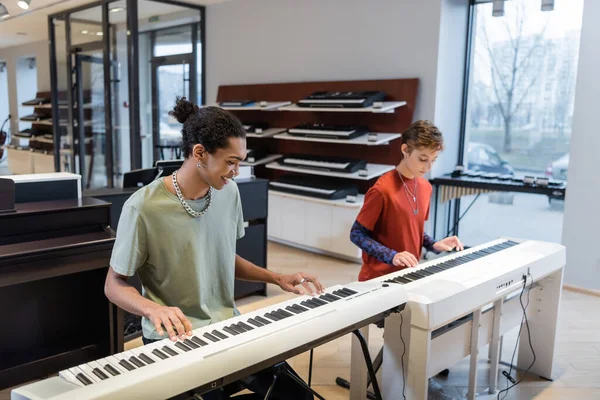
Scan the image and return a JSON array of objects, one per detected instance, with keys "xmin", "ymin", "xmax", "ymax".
[
  {"xmin": 216, "ymin": 78, "xmax": 419, "ymax": 261},
  {"xmin": 246, "ymin": 128, "xmax": 287, "ymax": 138},
  {"xmin": 274, "ymin": 132, "xmax": 402, "ymax": 146},
  {"xmin": 206, "ymin": 101, "xmax": 292, "ymax": 111}
]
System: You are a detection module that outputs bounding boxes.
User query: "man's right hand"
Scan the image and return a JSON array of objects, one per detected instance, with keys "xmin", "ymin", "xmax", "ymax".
[
  {"xmin": 145, "ymin": 305, "xmax": 193, "ymax": 342},
  {"xmin": 392, "ymin": 251, "xmax": 419, "ymax": 268}
]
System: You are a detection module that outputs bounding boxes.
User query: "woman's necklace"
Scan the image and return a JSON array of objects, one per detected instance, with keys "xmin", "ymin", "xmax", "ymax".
[
  {"xmin": 172, "ymin": 170, "xmax": 212, "ymax": 218},
  {"xmin": 399, "ymin": 172, "xmax": 418, "ymax": 216}
]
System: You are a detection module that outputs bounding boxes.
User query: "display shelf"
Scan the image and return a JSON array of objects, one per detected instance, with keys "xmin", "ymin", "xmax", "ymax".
[
  {"xmin": 265, "ymin": 162, "xmax": 394, "ymax": 180},
  {"xmin": 273, "ymin": 132, "xmax": 401, "ymax": 146},
  {"xmin": 268, "ymin": 189, "xmax": 364, "ymax": 208},
  {"xmin": 207, "ymin": 101, "xmax": 292, "ymax": 111},
  {"xmin": 246, "ymin": 128, "xmax": 287, "ymax": 138},
  {"xmin": 241, "ymin": 154, "xmax": 282, "ymax": 167}
]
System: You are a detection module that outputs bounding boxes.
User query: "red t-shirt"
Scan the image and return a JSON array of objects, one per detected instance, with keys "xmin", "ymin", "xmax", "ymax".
[{"xmin": 356, "ymin": 170, "xmax": 431, "ymax": 281}]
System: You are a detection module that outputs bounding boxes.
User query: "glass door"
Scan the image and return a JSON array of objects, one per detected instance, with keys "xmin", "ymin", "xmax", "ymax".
[{"xmin": 151, "ymin": 54, "xmax": 194, "ymax": 162}]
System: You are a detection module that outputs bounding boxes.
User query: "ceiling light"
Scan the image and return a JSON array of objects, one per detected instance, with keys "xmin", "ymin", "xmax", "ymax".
[
  {"xmin": 0, "ymin": 3, "xmax": 9, "ymax": 18},
  {"xmin": 541, "ymin": 0, "xmax": 554, "ymax": 11},
  {"xmin": 17, "ymin": 0, "xmax": 31, "ymax": 10},
  {"xmin": 109, "ymin": 7, "xmax": 124, "ymax": 13},
  {"xmin": 81, "ymin": 30, "xmax": 88, "ymax": 34},
  {"xmin": 96, "ymin": 31, "xmax": 103, "ymax": 36},
  {"xmin": 492, "ymin": 0, "xmax": 505, "ymax": 17}
]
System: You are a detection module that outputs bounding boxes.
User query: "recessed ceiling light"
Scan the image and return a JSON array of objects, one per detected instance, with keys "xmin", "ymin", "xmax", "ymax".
[
  {"xmin": 96, "ymin": 31, "xmax": 103, "ymax": 36},
  {"xmin": 17, "ymin": 0, "xmax": 30, "ymax": 10},
  {"xmin": 81, "ymin": 30, "xmax": 89, "ymax": 34},
  {"xmin": 109, "ymin": 7, "xmax": 124, "ymax": 13}
]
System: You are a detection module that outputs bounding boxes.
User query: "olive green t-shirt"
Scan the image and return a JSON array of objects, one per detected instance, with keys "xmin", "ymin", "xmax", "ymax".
[{"xmin": 110, "ymin": 177, "xmax": 245, "ymax": 340}]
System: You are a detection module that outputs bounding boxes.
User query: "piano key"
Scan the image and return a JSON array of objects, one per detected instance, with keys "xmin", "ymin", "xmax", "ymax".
[
  {"xmin": 255, "ymin": 315, "xmax": 271, "ymax": 325},
  {"xmin": 128, "ymin": 356, "xmax": 146, "ymax": 368},
  {"xmin": 340, "ymin": 287, "xmax": 358, "ymax": 296},
  {"xmin": 286, "ymin": 305, "xmax": 303, "ymax": 314},
  {"xmin": 292, "ymin": 304, "xmax": 310, "ymax": 312},
  {"xmin": 203, "ymin": 332, "xmax": 221, "ymax": 342},
  {"xmin": 130, "ymin": 347, "xmax": 160, "ymax": 363},
  {"xmin": 277, "ymin": 309, "xmax": 295, "ymax": 318},
  {"xmin": 212, "ymin": 330, "xmax": 229, "ymax": 340},
  {"xmin": 233, "ymin": 323, "xmax": 249, "ymax": 333},
  {"xmin": 238, "ymin": 321, "xmax": 254, "ymax": 331},
  {"xmin": 76, "ymin": 373, "xmax": 94, "ymax": 386},
  {"xmin": 59, "ymin": 369, "xmax": 85, "ymax": 387},
  {"xmin": 247, "ymin": 318, "xmax": 264, "ymax": 327},
  {"xmin": 138, "ymin": 353, "xmax": 156, "ymax": 365},
  {"xmin": 300, "ymin": 300, "xmax": 317, "ymax": 309},
  {"xmin": 310, "ymin": 297, "xmax": 329, "ymax": 306},
  {"xmin": 162, "ymin": 346, "xmax": 179, "ymax": 357},
  {"xmin": 103, "ymin": 362, "xmax": 121, "ymax": 376},
  {"xmin": 270, "ymin": 310, "xmax": 288, "ymax": 319},
  {"xmin": 410, "ymin": 270, "xmax": 428, "ymax": 279},
  {"xmin": 86, "ymin": 361, "xmax": 115, "ymax": 380},
  {"xmin": 70, "ymin": 367, "xmax": 100, "ymax": 384},
  {"xmin": 119, "ymin": 359, "xmax": 136, "ymax": 371},
  {"xmin": 92, "ymin": 368, "xmax": 109, "ymax": 380},
  {"xmin": 332, "ymin": 289, "xmax": 351, "ymax": 298},
  {"xmin": 191, "ymin": 336, "xmax": 209, "ymax": 346},
  {"xmin": 223, "ymin": 326, "xmax": 240, "ymax": 335},
  {"xmin": 393, "ymin": 276, "xmax": 410, "ymax": 284},
  {"xmin": 265, "ymin": 312, "xmax": 282, "ymax": 321},
  {"xmin": 105, "ymin": 356, "xmax": 130, "ymax": 374},
  {"xmin": 152, "ymin": 348, "xmax": 169, "ymax": 360},
  {"xmin": 321, "ymin": 294, "xmax": 340, "ymax": 302},
  {"xmin": 416, "ymin": 269, "xmax": 435, "ymax": 276},
  {"xmin": 175, "ymin": 341, "xmax": 193, "ymax": 352},
  {"xmin": 76, "ymin": 365, "xmax": 103, "ymax": 383}
]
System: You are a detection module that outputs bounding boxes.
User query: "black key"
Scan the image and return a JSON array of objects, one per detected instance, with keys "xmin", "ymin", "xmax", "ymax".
[
  {"xmin": 411, "ymin": 270, "xmax": 427, "ymax": 279},
  {"xmin": 301, "ymin": 300, "xmax": 317, "ymax": 309},
  {"xmin": 265, "ymin": 313, "xmax": 281, "ymax": 321},
  {"xmin": 426, "ymin": 265, "xmax": 444, "ymax": 273},
  {"xmin": 286, "ymin": 305, "xmax": 303, "ymax": 314},
  {"xmin": 203, "ymin": 332, "xmax": 220, "ymax": 342},
  {"xmin": 162, "ymin": 346, "xmax": 179, "ymax": 357},
  {"xmin": 306, "ymin": 299, "xmax": 323, "ymax": 308},
  {"xmin": 235, "ymin": 323, "xmax": 250, "ymax": 332},
  {"xmin": 238, "ymin": 322, "xmax": 254, "ymax": 331},
  {"xmin": 247, "ymin": 318, "xmax": 264, "ymax": 327},
  {"xmin": 391, "ymin": 277, "xmax": 407, "ymax": 284},
  {"xmin": 332, "ymin": 290, "xmax": 350, "ymax": 298},
  {"xmin": 152, "ymin": 349, "xmax": 169, "ymax": 360},
  {"xmin": 104, "ymin": 364, "xmax": 121, "ymax": 376},
  {"xmin": 278, "ymin": 309, "xmax": 294, "ymax": 318},
  {"xmin": 138, "ymin": 353, "xmax": 156, "ymax": 364},
  {"xmin": 129, "ymin": 356, "xmax": 145, "ymax": 368},
  {"xmin": 191, "ymin": 336, "xmax": 208, "ymax": 347},
  {"xmin": 271, "ymin": 310, "xmax": 288, "ymax": 319},
  {"xmin": 417, "ymin": 269, "xmax": 435, "ymax": 276},
  {"xmin": 119, "ymin": 359, "xmax": 136, "ymax": 371},
  {"xmin": 76, "ymin": 373, "xmax": 94, "ymax": 386},
  {"xmin": 223, "ymin": 326, "xmax": 240, "ymax": 336},
  {"xmin": 321, "ymin": 294, "xmax": 340, "ymax": 302},
  {"xmin": 404, "ymin": 273, "xmax": 421, "ymax": 281},
  {"xmin": 311, "ymin": 298, "xmax": 328, "ymax": 306},
  {"xmin": 393, "ymin": 276, "xmax": 411, "ymax": 284},
  {"xmin": 92, "ymin": 368, "xmax": 109, "ymax": 380},
  {"xmin": 292, "ymin": 304, "xmax": 309, "ymax": 312},
  {"xmin": 175, "ymin": 342, "xmax": 192, "ymax": 352},
  {"xmin": 212, "ymin": 330, "xmax": 228, "ymax": 340},
  {"xmin": 184, "ymin": 338, "xmax": 201, "ymax": 348},
  {"xmin": 255, "ymin": 316, "xmax": 271, "ymax": 325},
  {"xmin": 341, "ymin": 287, "xmax": 358, "ymax": 295}
]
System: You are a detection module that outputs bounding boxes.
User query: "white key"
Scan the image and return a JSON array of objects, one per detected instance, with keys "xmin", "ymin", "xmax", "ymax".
[
  {"xmin": 130, "ymin": 347, "xmax": 160, "ymax": 364},
  {"xmin": 105, "ymin": 355, "xmax": 132, "ymax": 374},
  {"xmin": 68, "ymin": 366, "xmax": 99, "ymax": 384},
  {"xmin": 87, "ymin": 361, "xmax": 113, "ymax": 379},
  {"xmin": 58, "ymin": 369, "xmax": 84, "ymax": 387},
  {"xmin": 77, "ymin": 365, "xmax": 103, "ymax": 384}
]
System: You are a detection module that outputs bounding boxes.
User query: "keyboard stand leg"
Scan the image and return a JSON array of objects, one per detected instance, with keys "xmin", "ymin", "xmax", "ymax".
[
  {"xmin": 264, "ymin": 361, "xmax": 326, "ymax": 400},
  {"xmin": 489, "ymin": 299, "xmax": 504, "ymax": 394},
  {"xmin": 348, "ymin": 325, "xmax": 370, "ymax": 400},
  {"xmin": 467, "ymin": 309, "xmax": 482, "ymax": 400},
  {"xmin": 352, "ymin": 329, "xmax": 383, "ymax": 400},
  {"xmin": 516, "ymin": 268, "xmax": 563, "ymax": 380}
]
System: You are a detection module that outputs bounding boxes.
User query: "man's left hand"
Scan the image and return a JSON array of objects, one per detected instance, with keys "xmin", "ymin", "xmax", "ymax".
[
  {"xmin": 433, "ymin": 236, "xmax": 464, "ymax": 252},
  {"xmin": 277, "ymin": 273, "xmax": 325, "ymax": 296}
]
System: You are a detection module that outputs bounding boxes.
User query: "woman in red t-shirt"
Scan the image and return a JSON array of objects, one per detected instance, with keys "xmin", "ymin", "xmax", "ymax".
[{"xmin": 350, "ymin": 120, "xmax": 464, "ymax": 281}]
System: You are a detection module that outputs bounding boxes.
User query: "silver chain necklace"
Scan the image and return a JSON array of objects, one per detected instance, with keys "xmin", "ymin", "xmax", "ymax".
[
  {"xmin": 172, "ymin": 170, "xmax": 212, "ymax": 218},
  {"xmin": 399, "ymin": 172, "xmax": 418, "ymax": 215}
]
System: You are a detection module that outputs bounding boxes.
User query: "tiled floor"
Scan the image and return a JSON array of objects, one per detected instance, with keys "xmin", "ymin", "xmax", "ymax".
[{"xmin": 2, "ymin": 241, "xmax": 600, "ymax": 399}]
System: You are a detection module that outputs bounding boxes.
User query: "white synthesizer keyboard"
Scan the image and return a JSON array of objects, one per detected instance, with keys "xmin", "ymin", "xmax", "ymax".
[{"xmin": 12, "ymin": 281, "xmax": 408, "ymax": 400}]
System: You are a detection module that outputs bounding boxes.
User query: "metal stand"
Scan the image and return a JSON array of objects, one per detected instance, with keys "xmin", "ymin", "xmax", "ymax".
[{"xmin": 264, "ymin": 361, "xmax": 326, "ymax": 400}]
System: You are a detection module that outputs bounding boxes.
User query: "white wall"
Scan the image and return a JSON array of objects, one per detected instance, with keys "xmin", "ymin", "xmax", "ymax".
[
  {"xmin": 206, "ymin": 0, "xmax": 445, "ymax": 122},
  {"xmin": 0, "ymin": 40, "xmax": 49, "ymax": 137},
  {"xmin": 561, "ymin": 0, "xmax": 600, "ymax": 291}
]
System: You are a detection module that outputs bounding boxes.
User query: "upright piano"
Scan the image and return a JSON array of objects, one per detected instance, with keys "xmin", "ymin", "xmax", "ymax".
[{"xmin": 0, "ymin": 174, "xmax": 118, "ymax": 390}]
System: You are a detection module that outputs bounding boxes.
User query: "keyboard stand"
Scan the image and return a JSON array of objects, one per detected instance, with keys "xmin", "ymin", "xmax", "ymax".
[{"xmin": 264, "ymin": 361, "xmax": 326, "ymax": 400}]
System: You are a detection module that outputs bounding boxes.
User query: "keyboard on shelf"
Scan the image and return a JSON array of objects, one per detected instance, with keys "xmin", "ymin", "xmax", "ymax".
[
  {"xmin": 297, "ymin": 91, "xmax": 386, "ymax": 108},
  {"xmin": 287, "ymin": 123, "xmax": 368, "ymax": 140},
  {"xmin": 269, "ymin": 174, "xmax": 359, "ymax": 200},
  {"xmin": 243, "ymin": 122, "xmax": 269, "ymax": 134},
  {"xmin": 11, "ymin": 281, "xmax": 408, "ymax": 400},
  {"xmin": 22, "ymin": 97, "xmax": 51, "ymax": 106},
  {"xmin": 219, "ymin": 100, "xmax": 255, "ymax": 107},
  {"xmin": 277, "ymin": 153, "xmax": 367, "ymax": 173},
  {"xmin": 245, "ymin": 148, "xmax": 267, "ymax": 163},
  {"xmin": 20, "ymin": 113, "xmax": 50, "ymax": 122}
]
